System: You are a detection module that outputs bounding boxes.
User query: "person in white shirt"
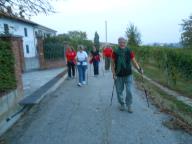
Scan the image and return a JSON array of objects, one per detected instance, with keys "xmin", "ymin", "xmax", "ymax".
[{"xmin": 76, "ymin": 45, "xmax": 88, "ymax": 86}]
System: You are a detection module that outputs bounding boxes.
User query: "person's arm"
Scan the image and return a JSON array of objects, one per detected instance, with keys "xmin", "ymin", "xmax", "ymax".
[
  {"xmin": 111, "ymin": 52, "xmax": 116, "ymax": 79},
  {"xmin": 131, "ymin": 57, "xmax": 143, "ymax": 74},
  {"xmin": 85, "ymin": 51, "xmax": 89, "ymax": 64},
  {"xmin": 65, "ymin": 53, "xmax": 68, "ymax": 65},
  {"xmin": 89, "ymin": 52, "xmax": 93, "ymax": 62},
  {"xmin": 75, "ymin": 52, "xmax": 78, "ymax": 62}
]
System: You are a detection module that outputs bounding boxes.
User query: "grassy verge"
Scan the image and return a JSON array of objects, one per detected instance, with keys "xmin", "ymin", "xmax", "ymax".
[
  {"xmin": 133, "ymin": 72, "xmax": 192, "ymax": 133},
  {"xmin": 141, "ymin": 63, "xmax": 192, "ymax": 99}
]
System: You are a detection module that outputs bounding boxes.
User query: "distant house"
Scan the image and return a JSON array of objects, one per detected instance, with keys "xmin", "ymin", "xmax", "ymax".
[{"xmin": 0, "ymin": 13, "xmax": 57, "ymax": 58}]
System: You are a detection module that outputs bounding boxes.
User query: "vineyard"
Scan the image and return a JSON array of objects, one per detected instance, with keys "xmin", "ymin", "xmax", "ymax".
[{"xmin": 132, "ymin": 46, "xmax": 192, "ymax": 98}]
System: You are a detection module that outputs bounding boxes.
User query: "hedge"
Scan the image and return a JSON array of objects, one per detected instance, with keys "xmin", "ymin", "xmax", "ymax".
[
  {"xmin": 132, "ymin": 46, "xmax": 192, "ymax": 84},
  {"xmin": 0, "ymin": 40, "xmax": 16, "ymax": 93}
]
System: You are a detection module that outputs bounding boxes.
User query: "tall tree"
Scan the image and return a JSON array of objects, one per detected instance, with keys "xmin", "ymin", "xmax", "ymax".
[
  {"xmin": 94, "ymin": 31, "xmax": 100, "ymax": 50},
  {"xmin": 0, "ymin": 0, "xmax": 55, "ymax": 17},
  {"xmin": 181, "ymin": 15, "xmax": 192, "ymax": 48},
  {"xmin": 125, "ymin": 23, "xmax": 141, "ymax": 47}
]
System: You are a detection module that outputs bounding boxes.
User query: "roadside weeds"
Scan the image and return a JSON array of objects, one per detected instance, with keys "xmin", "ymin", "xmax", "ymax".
[{"xmin": 134, "ymin": 72, "xmax": 192, "ymax": 134}]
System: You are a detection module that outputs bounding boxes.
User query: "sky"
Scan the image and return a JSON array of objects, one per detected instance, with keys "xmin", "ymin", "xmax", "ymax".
[{"xmin": 32, "ymin": 0, "xmax": 192, "ymax": 44}]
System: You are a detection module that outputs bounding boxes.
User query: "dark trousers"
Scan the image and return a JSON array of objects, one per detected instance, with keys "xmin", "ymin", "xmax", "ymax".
[
  {"xmin": 67, "ymin": 61, "xmax": 75, "ymax": 77},
  {"xmin": 93, "ymin": 61, "xmax": 99, "ymax": 75},
  {"xmin": 105, "ymin": 57, "xmax": 111, "ymax": 70}
]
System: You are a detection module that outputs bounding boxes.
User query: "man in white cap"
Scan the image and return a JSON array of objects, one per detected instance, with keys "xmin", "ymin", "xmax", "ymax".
[{"xmin": 111, "ymin": 37, "xmax": 143, "ymax": 113}]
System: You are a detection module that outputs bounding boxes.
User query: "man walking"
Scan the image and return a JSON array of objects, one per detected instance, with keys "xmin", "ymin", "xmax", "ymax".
[
  {"xmin": 111, "ymin": 37, "xmax": 143, "ymax": 113},
  {"xmin": 103, "ymin": 45, "xmax": 113, "ymax": 70}
]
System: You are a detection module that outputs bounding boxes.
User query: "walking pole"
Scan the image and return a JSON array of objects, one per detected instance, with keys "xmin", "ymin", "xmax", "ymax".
[
  {"xmin": 76, "ymin": 65, "xmax": 78, "ymax": 83},
  {"xmin": 102, "ymin": 61, "xmax": 105, "ymax": 76},
  {"xmin": 87, "ymin": 65, "xmax": 89, "ymax": 85},
  {"xmin": 90, "ymin": 63, "xmax": 92, "ymax": 76},
  {"xmin": 110, "ymin": 79, "xmax": 116, "ymax": 106},
  {"xmin": 141, "ymin": 74, "xmax": 150, "ymax": 107}
]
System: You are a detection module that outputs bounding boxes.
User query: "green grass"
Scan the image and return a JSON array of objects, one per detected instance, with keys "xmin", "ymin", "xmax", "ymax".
[
  {"xmin": 133, "ymin": 72, "xmax": 192, "ymax": 127},
  {"xmin": 141, "ymin": 63, "xmax": 192, "ymax": 99}
]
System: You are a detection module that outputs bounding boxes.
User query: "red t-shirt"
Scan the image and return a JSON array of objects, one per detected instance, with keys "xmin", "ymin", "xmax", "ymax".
[
  {"xmin": 112, "ymin": 50, "xmax": 135, "ymax": 60},
  {"xmin": 66, "ymin": 51, "xmax": 76, "ymax": 62},
  {"xmin": 103, "ymin": 47, "xmax": 113, "ymax": 57}
]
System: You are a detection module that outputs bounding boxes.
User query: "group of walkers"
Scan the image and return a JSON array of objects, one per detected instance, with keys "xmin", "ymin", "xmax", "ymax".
[{"xmin": 65, "ymin": 37, "xmax": 143, "ymax": 113}]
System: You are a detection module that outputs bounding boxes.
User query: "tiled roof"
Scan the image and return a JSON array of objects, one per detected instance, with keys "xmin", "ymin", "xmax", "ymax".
[{"xmin": 0, "ymin": 12, "xmax": 57, "ymax": 32}]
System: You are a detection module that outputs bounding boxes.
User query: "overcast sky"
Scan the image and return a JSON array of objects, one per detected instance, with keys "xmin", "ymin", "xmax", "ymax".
[{"xmin": 32, "ymin": 0, "xmax": 192, "ymax": 44}]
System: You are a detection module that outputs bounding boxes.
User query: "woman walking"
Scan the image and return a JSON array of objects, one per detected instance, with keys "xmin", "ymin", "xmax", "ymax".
[
  {"xmin": 65, "ymin": 47, "xmax": 76, "ymax": 79},
  {"xmin": 76, "ymin": 46, "xmax": 88, "ymax": 87},
  {"xmin": 90, "ymin": 46, "xmax": 100, "ymax": 76}
]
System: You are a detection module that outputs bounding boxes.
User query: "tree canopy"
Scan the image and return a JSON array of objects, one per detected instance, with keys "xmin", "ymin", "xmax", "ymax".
[
  {"xmin": 181, "ymin": 15, "xmax": 192, "ymax": 48},
  {"xmin": 94, "ymin": 32, "xmax": 100, "ymax": 50},
  {"xmin": 125, "ymin": 23, "xmax": 141, "ymax": 47},
  {"xmin": 0, "ymin": 0, "xmax": 55, "ymax": 17}
]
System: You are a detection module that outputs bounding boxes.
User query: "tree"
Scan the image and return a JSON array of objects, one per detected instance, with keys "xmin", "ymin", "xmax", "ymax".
[
  {"xmin": 125, "ymin": 23, "xmax": 141, "ymax": 47},
  {"xmin": 94, "ymin": 31, "xmax": 100, "ymax": 50},
  {"xmin": 181, "ymin": 15, "xmax": 192, "ymax": 48},
  {"xmin": 68, "ymin": 31, "xmax": 87, "ymax": 40},
  {"xmin": 0, "ymin": 0, "xmax": 55, "ymax": 17}
]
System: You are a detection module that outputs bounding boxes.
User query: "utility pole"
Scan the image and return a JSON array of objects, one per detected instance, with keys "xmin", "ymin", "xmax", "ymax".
[{"xmin": 105, "ymin": 20, "xmax": 108, "ymax": 44}]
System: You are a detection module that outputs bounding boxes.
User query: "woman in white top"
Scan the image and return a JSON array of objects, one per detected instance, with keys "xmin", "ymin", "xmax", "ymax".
[{"xmin": 76, "ymin": 45, "xmax": 88, "ymax": 86}]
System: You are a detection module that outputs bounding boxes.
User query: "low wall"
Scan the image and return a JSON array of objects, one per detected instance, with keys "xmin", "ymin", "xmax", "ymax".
[
  {"xmin": 0, "ymin": 36, "xmax": 24, "ymax": 136},
  {"xmin": 0, "ymin": 90, "xmax": 23, "ymax": 135},
  {"xmin": 43, "ymin": 60, "xmax": 65, "ymax": 69}
]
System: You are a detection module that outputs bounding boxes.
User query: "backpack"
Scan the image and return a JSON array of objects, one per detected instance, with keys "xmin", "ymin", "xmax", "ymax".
[{"xmin": 114, "ymin": 47, "xmax": 132, "ymax": 76}]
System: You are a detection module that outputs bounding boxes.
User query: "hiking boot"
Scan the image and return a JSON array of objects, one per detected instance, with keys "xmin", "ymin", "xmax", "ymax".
[
  {"xmin": 127, "ymin": 105, "xmax": 133, "ymax": 113},
  {"xmin": 82, "ymin": 81, "xmax": 86, "ymax": 85},
  {"xmin": 119, "ymin": 104, "xmax": 125, "ymax": 111},
  {"xmin": 67, "ymin": 77, "xmax": 71, "ymax": 80},
  {"xmin": 77, "ymin": 83, "xmax": 82, "ymax": 87}
]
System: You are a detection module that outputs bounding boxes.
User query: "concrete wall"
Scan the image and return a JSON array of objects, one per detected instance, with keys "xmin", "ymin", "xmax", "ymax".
[{"xmin": 0, "ymin": 36, "xmax": 24, "ymax": 136}]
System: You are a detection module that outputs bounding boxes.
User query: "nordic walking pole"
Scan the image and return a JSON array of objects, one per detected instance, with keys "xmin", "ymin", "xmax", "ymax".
[
  {"xmin": 89, "ymin": 63, "xmax": 91, "ymax": 76},
  {"xmin": 76, "ymin": 65, "xmax": 78, "ymax": 83},
  {"xmin": 110, "ymin": 79, "xmax": 116, "ymax": 106},
  {"xmin": 87, "ymin": 66, "xmax": 89, "ymax": 85},
  {"xmin": 141, "ymin": 73, "xmax": 150, "ymax": 107}
]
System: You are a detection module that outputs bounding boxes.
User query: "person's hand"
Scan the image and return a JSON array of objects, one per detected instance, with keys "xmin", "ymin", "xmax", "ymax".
[
  {"xmin": 113, "ymin": 73, "xmax": 117, "ymax": 80},
  {"xmin": 138, "ymin": 67, "xmax": 144, "ymax": 74}
]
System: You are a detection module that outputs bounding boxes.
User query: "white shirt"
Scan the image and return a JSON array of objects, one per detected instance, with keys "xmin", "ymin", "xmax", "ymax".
[{"xmin": 77, "ymin": 51, "xmax": 88, "ymax": 65}]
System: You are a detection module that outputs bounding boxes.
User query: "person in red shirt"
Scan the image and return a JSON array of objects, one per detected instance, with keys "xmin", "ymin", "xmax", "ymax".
[
  {"xmin": 111, "ymin": 37, "xmax": 143, "ymax": 113},
  {"xmin": 65, "ymin": 47, "xmax": 76, "ymax": 79},
  {"xmin": 103, "ymin": 45, "xmax": 113, "ymax": 70}
]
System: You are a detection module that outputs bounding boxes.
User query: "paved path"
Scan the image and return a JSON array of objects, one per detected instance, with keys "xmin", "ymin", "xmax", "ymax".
[
  {"xmin": 3, "ymin": 65, "xmax": 192, "ymax": 144},
  {"xmin": 22, "ymin": 68, "xmax": 65, "ymax": 97}
]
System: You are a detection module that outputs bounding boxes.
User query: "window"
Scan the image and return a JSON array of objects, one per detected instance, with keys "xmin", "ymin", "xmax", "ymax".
[
  {"xmin": 24, "ymin": 28, "xmax": 28, "ymax": 37},
  {"xmin": 35, "ymin": 31, "xmax": 38, "ymax": 37},
  {"xmin": 4, "ymin": 24, "xmax": 9, "ymax": 34},
  {"xmin": 26, "ymin": 45, "xmax": 29, "ymax": 54}
]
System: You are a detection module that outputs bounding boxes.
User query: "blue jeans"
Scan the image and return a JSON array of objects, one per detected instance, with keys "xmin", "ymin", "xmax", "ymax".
[
  {"xmin": 93, "ymin": 61, "xmax": 99, "ymax": 75},
  {"xmin": 115, "ymin": 75, "xmax": 133, "ymax": 106},
  {"xmin": 77, "ymin": 65, "xmax": 87, "ymax": 83}
]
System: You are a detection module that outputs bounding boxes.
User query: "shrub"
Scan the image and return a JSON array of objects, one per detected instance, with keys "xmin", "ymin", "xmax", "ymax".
[{"xmin": 0, "ymin": 40, "xmax": 16, "ymax": 93}]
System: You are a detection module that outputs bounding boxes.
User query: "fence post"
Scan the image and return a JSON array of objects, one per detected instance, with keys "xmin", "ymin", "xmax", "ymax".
[{"xmin": 37, "ymin": 38, "xmax": 46, "ymax": 69}]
